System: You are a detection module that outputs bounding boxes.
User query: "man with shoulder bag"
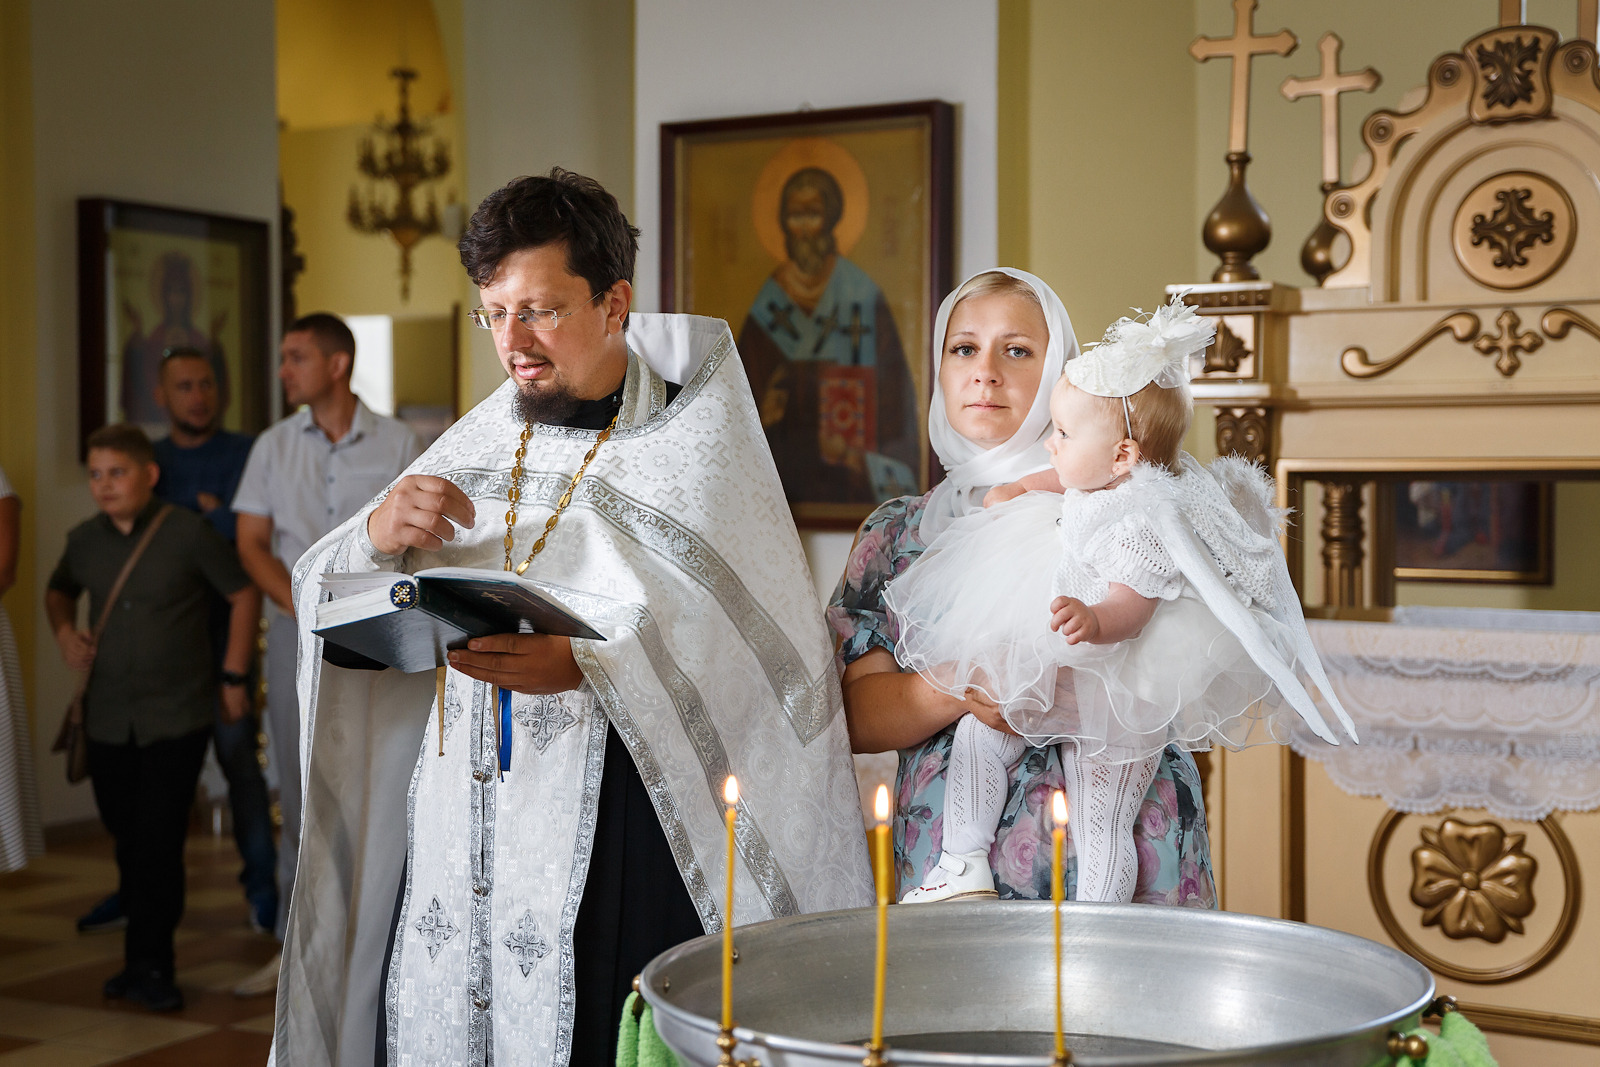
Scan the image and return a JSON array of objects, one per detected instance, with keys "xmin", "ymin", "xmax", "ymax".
[{"xmin": 46, "ymin": 424, "xmax": 260, "ymax": 1012}]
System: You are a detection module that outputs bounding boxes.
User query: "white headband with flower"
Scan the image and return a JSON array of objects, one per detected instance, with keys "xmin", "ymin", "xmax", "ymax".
[{"xmin": 1065, "ymin": 294, "xmax": 1216, "ymax": 399}]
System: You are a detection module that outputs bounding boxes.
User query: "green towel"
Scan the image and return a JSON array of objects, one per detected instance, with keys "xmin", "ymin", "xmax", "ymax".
[
  {"xmin": 1440, "ymin": 1009, "xmax": 1496, "ymax": 1067},
  {"xmin": 1392, "ymin": 1008, "xmax": 1498, "ymax": 1067},
  {"xmin": 616, "ymin": 991, "xmax": 681, "ymax": 1067}
]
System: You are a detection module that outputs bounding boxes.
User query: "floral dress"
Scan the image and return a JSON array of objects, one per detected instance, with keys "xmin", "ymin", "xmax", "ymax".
[{"xmin": 828, "ymin": 491, "xmax": 1217, "ymax": 906}]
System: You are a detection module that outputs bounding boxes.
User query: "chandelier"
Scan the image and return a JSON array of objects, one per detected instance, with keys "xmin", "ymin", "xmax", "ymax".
[{"xmin": 348, "ymin": 67, "xmax": 451, "ymax": 300}]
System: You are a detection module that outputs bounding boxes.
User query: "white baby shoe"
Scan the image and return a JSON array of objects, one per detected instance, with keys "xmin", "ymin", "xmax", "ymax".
[{"xmin": 899, "ymin": 848, "xmax": 997, "ymax": 903}]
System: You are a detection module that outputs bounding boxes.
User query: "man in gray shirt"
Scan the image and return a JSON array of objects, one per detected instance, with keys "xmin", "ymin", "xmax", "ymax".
[{"xmin": 232, "ymin": 313, "xmax": 421, "ymax": 995}]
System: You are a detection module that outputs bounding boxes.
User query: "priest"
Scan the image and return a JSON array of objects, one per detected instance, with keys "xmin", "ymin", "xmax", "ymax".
[{"xmin": 273, "ymin": 169, "xmax": 872, "ymax": 1067}]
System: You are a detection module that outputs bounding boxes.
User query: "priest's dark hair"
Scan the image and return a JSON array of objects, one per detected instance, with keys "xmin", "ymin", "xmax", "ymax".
[
  {"xmin": 286, "ymin": 312, "xmax": 357, "ymax": 361},
  {"xmin": 459, "ymin": 167, "xmax": 640, "ymax": 297}
]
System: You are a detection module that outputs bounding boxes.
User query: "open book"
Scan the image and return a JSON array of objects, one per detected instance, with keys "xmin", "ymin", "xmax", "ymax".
[{"xmin": 312, "ymin": 567, "xmax": 606, "ymax": 674}]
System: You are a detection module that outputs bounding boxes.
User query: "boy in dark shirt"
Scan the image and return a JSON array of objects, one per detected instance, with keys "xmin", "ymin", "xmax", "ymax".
[{"xmin": 46, "ymin": 425, "xmax": 260, "ymax": 1012}]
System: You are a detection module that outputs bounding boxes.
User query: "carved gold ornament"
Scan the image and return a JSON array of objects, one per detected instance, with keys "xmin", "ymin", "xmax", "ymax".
[
  {"xmin": 1369, "ymin": 810, "xmax": 1582, "ymax": 984},
  {"xmin": 1452, "ymin": 172, "xmax": 1575, "ymax": 291},
  {"xmin": 1202, "ymin": 319, "xmax": 1251, "ymax": 375},
  {"xmin": 1341, "ymin": 311, "xmax": 1479, "ymax": 378},
  {"xmin": 1214, "ymin": 407, "xmax": 1270, "ymax": 465},
  {"xmin": 1320, "ymin": 25, "xmax": 1588, "ymax": 288},
  {"xmin": 1474, "ymin": 35, "xmax": 1547, "ymax": 113},
  {"xmin": 1472, "ymin": 309, "xmax": 1543, "ymax": 376},
  {"xmin": 1410, "ymin": 818, "xmax": 1535, "ymax": 943},
  {"xmin": 1340, "ymin": 306, "xmax": 1570, "ymax": 379}
]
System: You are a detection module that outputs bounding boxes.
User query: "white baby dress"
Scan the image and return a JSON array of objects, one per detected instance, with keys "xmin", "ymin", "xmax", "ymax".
[{"xmin": 885, "ymin": 453, "xmax": 1356, "ymax": 763}]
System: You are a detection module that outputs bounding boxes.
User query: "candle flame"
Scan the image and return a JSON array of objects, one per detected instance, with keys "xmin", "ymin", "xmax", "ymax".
[
  {"xmin": 724, "ymin": 775, "xmax": 740, "ymax": 806},
  {"xmin": 873, "ymin": 783, "xmax": 890, "ymax": 823},
  {"xmin": 1052, "ymin": 790, "xmax": 1068, "ymax": 827}
]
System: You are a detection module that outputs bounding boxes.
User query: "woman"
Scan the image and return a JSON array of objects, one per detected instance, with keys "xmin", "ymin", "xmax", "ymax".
[
  {"xmin": 0, "ymin": 464, "xmax": 43, "ymax": 872},
  {"xmin": 828, "ymin": 268, "xmax": 1215, "ymax": 904}
]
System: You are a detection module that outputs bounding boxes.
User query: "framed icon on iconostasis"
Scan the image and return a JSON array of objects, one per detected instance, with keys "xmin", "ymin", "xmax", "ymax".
[
  {"xmin": 1393, "ymin": 479, "xmax": 1553, "ymax": 585},
  {"xmin": 662, "ymin": 100, "xmax": 954, "ymax": 529},
  {"xmin": 77, "ymin": 198, "xmax": 272, "ymax": 458}
]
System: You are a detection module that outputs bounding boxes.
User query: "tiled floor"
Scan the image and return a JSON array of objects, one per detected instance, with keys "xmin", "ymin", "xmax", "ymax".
[{"xmin": 0, "ymin": 826, "xmax": 277, "ymax": 1066}]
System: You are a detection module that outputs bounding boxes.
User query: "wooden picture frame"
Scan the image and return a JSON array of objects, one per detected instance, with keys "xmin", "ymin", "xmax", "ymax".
[
  {"xmin": 661, "ymin": 100, "xmax": 955, "ymax": 529},
  {"xmin": 78, "ymin": 198, "xmax": 272, "ymax": 458},
  {"xmin": 1392, "ymin": 479, "xmax": 1553, "ymax": 585}
]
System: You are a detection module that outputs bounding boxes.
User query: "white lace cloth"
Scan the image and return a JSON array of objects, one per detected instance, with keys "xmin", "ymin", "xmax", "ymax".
[{"xmin": 1292, "ymin": 609, "xmax": 1600, "ymax": 821}]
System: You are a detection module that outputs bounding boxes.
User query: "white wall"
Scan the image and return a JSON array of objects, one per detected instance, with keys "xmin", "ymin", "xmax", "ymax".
[
  {"xmin": 458, "ymin": 0, "xmax": 634, "ymax": 405},
  {"xmin": 633, "ymin": 0, "xmax": 999, "ymax": 593},
  {"xmin": 29, "ymin": 0, "xmax": 280, "ymax": 824}
]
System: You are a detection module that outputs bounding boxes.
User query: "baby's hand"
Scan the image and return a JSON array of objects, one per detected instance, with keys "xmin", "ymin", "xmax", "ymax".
[
  {"xmin": 983, "ymin": 481, "xmax": 1027, "ymax": 508},
  {"xmin": 1050, "ymin": 596, "xmax": 1101, "ymax": 645}
]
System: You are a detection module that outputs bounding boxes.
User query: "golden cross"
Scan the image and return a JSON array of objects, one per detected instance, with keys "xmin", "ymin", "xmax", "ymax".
[
  {"xmin": 1190, "ymin": 0, "xmax": 1298, "ymax": 155},
  {"xmin": 1499, "ymin": 0, "xmax": 1525, "ymax": 25},
  {"xmin": 1282, "ymin": 34, "xmax": 1380, "ymax": 185},
  {"xmin": 1474, "ymin": 309, "xmax": 1542, "ymax": 376}
]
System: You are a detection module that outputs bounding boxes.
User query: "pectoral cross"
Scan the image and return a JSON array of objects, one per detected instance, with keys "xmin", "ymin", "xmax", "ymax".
[
  {"xmin": 1282, "ymin": 34, "xmax": 1380, "ymax": 185},
  {"xmin": 1190, "ymin": 0, "xmax": 1297, "ymax": 155}
]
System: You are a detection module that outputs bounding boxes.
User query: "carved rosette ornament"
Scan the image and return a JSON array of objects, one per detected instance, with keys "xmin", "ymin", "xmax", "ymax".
[
  {"xmin": 1410, "ymin": 818, "xmax": 1536, "ymax": 944},
  {"xmin": 1452, "ymin": 171, "xmax": 1575, "ymax": 290},
  {"xmin": 1369, "ymin": 811, "xmax": 1581, "ymax": 984},
  {"xmin": 1470, "ymin": 189, "xmax": 1554, "ymax": 267}
]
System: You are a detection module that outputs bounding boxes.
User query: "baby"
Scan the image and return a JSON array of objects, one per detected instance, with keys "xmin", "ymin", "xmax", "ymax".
[{"xmin": 886, "ymin": 296, "xmax": 1355, "ymax": 903}]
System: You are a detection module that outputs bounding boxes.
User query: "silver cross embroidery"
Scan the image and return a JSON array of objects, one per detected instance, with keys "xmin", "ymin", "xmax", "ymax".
[
  {"xmin": 503, "ymin": 911, "xmax": 551, "ymax": 977},
  {"xmin": 513, "ymin": 696, "xmax": 577, "ymax": 754},
  {"xmin": 414, "ymin": 896, "xmax": 458, "ymax": 961}
]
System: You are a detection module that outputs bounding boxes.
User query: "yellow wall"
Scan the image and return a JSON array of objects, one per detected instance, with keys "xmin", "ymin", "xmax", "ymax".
[
  {"xmin": 278, "ymin": 0, "xmax": 474, "ymax": 415},
  {"xmin": 277, "ymin": 0, "xmax": 453, "ymax": 131},
  {"xmin": 279, "ymin": 120, "xmax": 467, "ymax": 320},
  {"xmin": 1005, "ymin": 0, "xmax": 1198, "ymax": 342},
  {"xmin": 0, "ymin": 0, "xmax": 37, "ymax": 717}
]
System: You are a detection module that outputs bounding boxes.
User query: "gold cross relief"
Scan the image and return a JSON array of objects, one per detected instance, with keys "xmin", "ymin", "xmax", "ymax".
[
  {"xmin": 1473, "ymin": 309, "xmax": 1543, "ymax": 376},
  {"xmin": 1190, "ymin": 0, "xmax": 1298, "ymax": 155},
  {"xmin": 1281, "ymin": 34, "xmax": 1380, "ymax": 186}
]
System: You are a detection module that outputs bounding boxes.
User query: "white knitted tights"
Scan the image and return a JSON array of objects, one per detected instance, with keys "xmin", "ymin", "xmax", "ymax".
[
  {"xmin": 942, "ymin": 713, "xmax": 1027, "ymax": 857},
  {"xmin": 1061, "ymin": 746, "xmax": 1162, "ymax": 902}
]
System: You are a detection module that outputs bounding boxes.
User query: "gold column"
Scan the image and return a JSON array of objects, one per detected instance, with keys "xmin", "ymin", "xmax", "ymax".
[{"xmin": 1319, "ymin": 479, "xmax": 1365, "ymax": 608}]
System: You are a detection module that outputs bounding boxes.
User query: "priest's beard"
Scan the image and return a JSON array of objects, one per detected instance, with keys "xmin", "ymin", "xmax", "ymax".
[
  {"xmin": 512, "ymin": 380, "xmax": 582, "ymax": 426},
  {"xmin": 172, "ymin": 417, "xmax": 216, "ymax": 438}
]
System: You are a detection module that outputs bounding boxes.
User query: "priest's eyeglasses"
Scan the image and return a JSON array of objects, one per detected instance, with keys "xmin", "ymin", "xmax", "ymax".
[{"xmin": 469, "ymin": 290, "xmax": 605, "ymax": 331}]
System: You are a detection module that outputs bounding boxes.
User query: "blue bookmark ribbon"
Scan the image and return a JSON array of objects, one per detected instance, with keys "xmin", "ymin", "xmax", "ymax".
[{"xmin": 497, "ymin": 686, "xmax": 513, "ymax": 777}]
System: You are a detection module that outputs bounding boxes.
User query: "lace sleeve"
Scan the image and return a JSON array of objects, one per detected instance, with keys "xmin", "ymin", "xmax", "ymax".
[{"xmin": 1081, "ymin": 510, "xmax": 1185, "ymax": 601}]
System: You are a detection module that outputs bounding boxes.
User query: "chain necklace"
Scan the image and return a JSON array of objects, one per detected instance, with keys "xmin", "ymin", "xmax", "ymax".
[{"xmin": 503, "ymin": 412, "xmax": 620, "ymax": 575}]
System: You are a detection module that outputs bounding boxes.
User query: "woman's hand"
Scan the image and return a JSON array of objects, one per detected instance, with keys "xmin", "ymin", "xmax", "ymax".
[
  {"xmin": 961, "ymin": 686, "xmax": 1018, "ymax": 735},
  {"xmin": 1050, "ymin": 596, "xmax": 1101, "ymax": 644},
  {"xmin": 982, "ymin": 482, "xmax": 1025, "ymax": 508},
  {"xmin": 842, "ymin": 648, "xmax": 970, "ymax": 753}
]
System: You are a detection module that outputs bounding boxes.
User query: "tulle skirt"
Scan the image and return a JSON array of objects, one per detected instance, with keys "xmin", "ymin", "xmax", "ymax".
[{"xmin": 884, "ymin": 492, "xmax": 1295, "ymax": 763}]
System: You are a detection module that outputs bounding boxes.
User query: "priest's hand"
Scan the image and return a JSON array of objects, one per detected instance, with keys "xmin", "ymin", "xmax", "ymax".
[
  {"xmin": 447, "ymin": 633, "xmax": 584, "ymax": 694},
  {"xmin": 367, "ymin": 475, "xmax": 477, "ymax": 556}
]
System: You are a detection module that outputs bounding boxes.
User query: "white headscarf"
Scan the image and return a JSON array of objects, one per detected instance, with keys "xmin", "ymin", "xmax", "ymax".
[{"xmin": 920, "ymin": 267, "xmax": 1079, "ymax": 541}]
